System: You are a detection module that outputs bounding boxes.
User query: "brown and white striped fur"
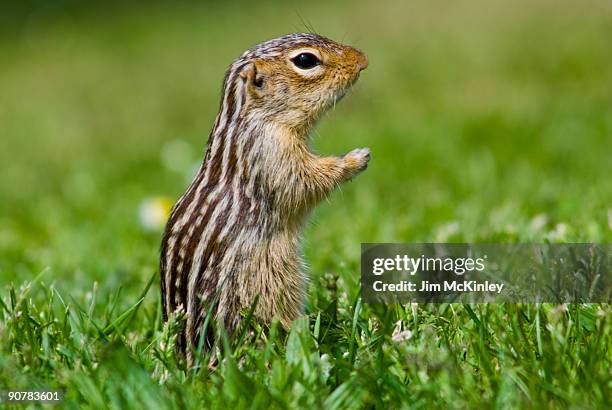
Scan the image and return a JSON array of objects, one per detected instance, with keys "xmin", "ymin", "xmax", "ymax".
[{"xmin": 160, "ymin": 33, "xmax": 370, "ymax": 365}]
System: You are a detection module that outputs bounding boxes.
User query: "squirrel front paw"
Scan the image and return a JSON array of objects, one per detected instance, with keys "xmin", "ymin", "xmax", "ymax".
[{"xmin": 342, "ymin": 147, "xmax": 371, "ymax": 180}]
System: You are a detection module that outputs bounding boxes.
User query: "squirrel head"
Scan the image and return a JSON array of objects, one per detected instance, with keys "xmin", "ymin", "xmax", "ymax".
[{"xmin": 227, "ymin": 33, "xmax": 368, "ymax": 134}]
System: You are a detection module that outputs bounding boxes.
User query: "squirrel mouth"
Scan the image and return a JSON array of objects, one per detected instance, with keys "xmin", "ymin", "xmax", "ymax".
[
  {"xmin": 330, "ymin": 89, "xmax": 348, "ymax": 109},
  {"xmin": 332, "ymin": 74, "xmax": 360, "ymax": 105}
]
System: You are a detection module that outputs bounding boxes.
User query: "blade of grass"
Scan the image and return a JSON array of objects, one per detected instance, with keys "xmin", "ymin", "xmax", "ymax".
[
  {"xmin": 102, "ymin": 270, "xmax": 157, "ymax": 336},
  {"xmin": 349, "ymin": 297, "xmax": 362, "ymax": 363}
]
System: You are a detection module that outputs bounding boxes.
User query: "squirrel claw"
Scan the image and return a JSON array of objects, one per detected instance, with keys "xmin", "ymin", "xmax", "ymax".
[{"xmin": 343, "ymin": 147, "xmax": 371, "ymax": 178}]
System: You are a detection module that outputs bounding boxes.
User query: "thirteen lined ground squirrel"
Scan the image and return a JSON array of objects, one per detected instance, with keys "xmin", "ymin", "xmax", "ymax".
[{"xmin": 160, "ymin": 33, "xmax": 369, "ymax": 363}]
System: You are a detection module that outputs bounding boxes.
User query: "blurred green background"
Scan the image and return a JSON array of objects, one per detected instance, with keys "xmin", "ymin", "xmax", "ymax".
[
  {"xmin": 3, "ymin": 0, "xmax": 612, "ymax": 285},
  {"xmin": 1, "ymin": 0, "xmax": 611, "ymax": 295},
  {"xmin": 1, "ymin": 1, "xmax": 611, "ymax": 407}
]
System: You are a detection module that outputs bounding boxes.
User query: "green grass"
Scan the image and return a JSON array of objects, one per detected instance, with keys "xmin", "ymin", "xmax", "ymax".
[{"xmin": 1, "ymin": 0, "xmax": 611, "ymax": 408}]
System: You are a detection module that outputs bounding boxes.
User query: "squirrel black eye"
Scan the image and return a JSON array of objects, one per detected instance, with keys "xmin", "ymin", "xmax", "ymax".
[{"xmin": 291, "ymin": 53, "xmax": 320, "ymax": 69}]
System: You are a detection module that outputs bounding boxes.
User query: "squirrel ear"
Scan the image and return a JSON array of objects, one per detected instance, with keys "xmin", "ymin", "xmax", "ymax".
[{"xmin": 239, "ymin": 62, "xmax": 265, "ymax": 91}]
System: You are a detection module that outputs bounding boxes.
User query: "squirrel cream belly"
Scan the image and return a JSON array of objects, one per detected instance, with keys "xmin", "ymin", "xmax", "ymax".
[{"xmin": 159, "ymin": 33, "xmax": 369, "ymax": 364}]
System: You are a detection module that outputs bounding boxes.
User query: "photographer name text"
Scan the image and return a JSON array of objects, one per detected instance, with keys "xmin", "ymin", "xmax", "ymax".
[{"xmin": 372, "ymin": 280, "xmax": 504, "ymax": 294}]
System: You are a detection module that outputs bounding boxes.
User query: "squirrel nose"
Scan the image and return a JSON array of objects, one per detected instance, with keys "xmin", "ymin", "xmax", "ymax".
[
  {"xmin": 357, "ymin": 52, "xmax": 369, "ymax": 71},
  {"xmin": 359, "ymin": 53, "xmax": 368, "ymax": 70},
  {"xmin": 345, "ymin": 47, "xmax": 368, "ymax": 71},
  {"xmin": 352, "ymin": 48, "xmax": 369, "ymax": 71}
]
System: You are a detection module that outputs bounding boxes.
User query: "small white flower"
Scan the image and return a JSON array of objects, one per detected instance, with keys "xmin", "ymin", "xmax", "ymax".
[
  {"xmin": 392, "ymin": 329, "xmax": 413, "ymax": 342},
  {"xmin": 547, "ymin": 223, "xmax": 568, "ymax": 241},
  {"xmin": 139, "ymin": 197, "xmax": 173, "ymax": 231},
  {"xmin": 530, "ymin": 214, "xmax": 548, "ymax": 232},
  {"xmin": 392, "ymin": 320, "xmax": 413, "ymax": 342}
]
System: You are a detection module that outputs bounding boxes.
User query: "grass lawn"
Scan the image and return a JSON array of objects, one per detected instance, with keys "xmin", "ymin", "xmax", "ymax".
[{"xmin": 1, "ymin": 0, "xmax": 611, "ymax": 408}]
